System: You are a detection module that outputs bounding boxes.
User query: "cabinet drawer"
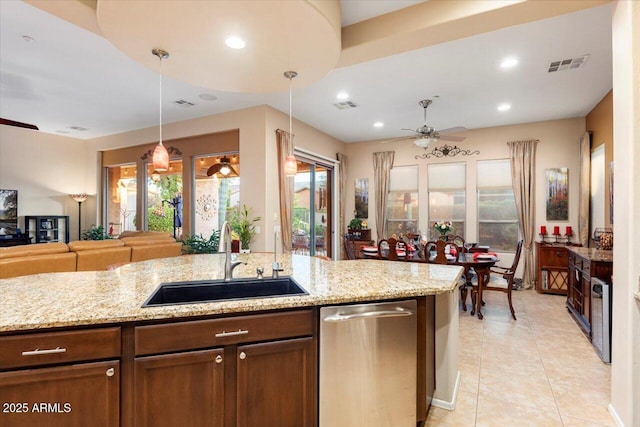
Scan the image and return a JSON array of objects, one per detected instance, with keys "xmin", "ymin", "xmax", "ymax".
[
  {"xmin": 135, "ymin": 309, "xmax": 314, "ymax": 356},
  {"xmin": 0, "ymin": 327, "xmax": 121, "ymax": 370}
]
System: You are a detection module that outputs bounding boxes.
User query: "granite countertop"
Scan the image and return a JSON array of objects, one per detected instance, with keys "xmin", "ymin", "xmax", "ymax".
[
  {"xmin": 0, "ymin": 253, "xmax": 462, "ymax": 332},
  {"xmin": 567, "ymin": 246, "xmax": 613, "ymax": 263}
]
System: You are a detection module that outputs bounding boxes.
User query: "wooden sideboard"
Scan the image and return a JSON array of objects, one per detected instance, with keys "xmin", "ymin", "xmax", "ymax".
[
  {"xmin": 567, "ymin": 247, "xmax": 613, "ymax": 337},
  {"xmin": 0, "ymin": 235, "xmax": 32, "ymax": 247},
  {"xmin": 536, "ymin": 242, "xmax": 571, "ymax": 295}
]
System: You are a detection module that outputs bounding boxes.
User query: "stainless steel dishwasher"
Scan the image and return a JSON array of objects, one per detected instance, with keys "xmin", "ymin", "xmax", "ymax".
[{"xmin": 320, "ymin": 299, "xmax": 417, "ymax": 427}]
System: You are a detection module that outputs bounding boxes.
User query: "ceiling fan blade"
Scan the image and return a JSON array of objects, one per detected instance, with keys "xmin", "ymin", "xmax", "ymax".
[
  {"xmin": 437, "ymin": 126, "xmax": 467, "ymax": 134},
  {"xmin": 380, "ymin": 136, "xmax": 415, "ymax": 144},
  {"xmin": 206, "ymin": 164, "xmax": 222, "ymax": 176},
  {"xmin": 228, "ymin": 165, "xmax": 239, "ymax": 176},
  {"xmin": 438, "ymin": 134, "xmax": 466, "ymax": 142},
  {"xmin": 0, "ymin": 118, "xmax": 39, "ymax": 130},
  {"xmin": 400, "ymin": 128, "xmax": 419, "ymax": 134}
]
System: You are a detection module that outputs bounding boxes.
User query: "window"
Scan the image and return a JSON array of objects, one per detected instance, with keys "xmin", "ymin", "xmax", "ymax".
[
  {"xmin": 477, "ymin": 159, "xmax": 518, "ymax": 251},
  {"xmin": 193, "ymin": 154, "xmax": 240, "ymax": 239},
  {"xmin": 428, "ymin": 163, "xmax": 466, "ymax": 239},
  {"xmin": 146, "ymin": 160, "xmax": 183, "ymax": 238},
  {"xmin": 105, "ymin": 164, "xmax": 137, "ymax": 237},
  {"xmin": 386, "ymin": 166, "xmax": 418, "ymax": 238}
]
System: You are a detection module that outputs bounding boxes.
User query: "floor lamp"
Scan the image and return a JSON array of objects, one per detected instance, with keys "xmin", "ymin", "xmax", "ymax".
[{"xmin": 70, "ymin": 194, "xmax": 88, "ymax": 240}]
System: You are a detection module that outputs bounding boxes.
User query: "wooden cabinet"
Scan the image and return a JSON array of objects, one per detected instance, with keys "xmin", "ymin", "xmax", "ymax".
[
  {"xmin": 236, "ymin": 338, "xmax": 315, "ymax": 427},
  {"xmin": 133, "ymin": 309, "xmax": 317, "ymax": 427},
  {"xmin": 0, "ymin": 328, "xmax": 121, "ymax": 427},
  {"xmin": 134, "ymin": 349, "xmax": 225, "ymax": 427},
  {"xmin": 535, "ymin": 243, "xmax": 570, "ymax": 295},
  {"xmin": 24, "ymin": 215, "xmax": 70, "ymax": 244},
  {"xmin": 567, "ymin": 248, "xmax": 613, "ymax": 337}
]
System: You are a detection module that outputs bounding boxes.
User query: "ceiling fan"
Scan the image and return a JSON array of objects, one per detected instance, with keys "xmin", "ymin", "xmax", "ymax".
[
  {"xmin": 381, "ymin": 99, "xmax": 466, "ymax": 148},
  {"xmin": 206, "ymin": 156, "xmax": 238, "ymax": 177}
]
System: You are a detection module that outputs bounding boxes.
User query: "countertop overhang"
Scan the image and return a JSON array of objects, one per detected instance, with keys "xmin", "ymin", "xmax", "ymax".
[{"xmin": 0, "ymin": 254, "xmax": 463, "ymax": 332}]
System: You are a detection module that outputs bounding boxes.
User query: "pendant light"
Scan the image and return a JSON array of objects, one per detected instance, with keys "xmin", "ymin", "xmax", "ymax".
[
  {"xmin": 283, "ymin": 70, "xmax": 298, "ymax": 176},
  {"xmin": 152, "ymin": 49, "xmax": 170, "ymax": 172}
]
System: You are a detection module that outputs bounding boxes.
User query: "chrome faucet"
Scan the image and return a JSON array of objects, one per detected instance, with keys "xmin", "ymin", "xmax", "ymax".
[
  {"xmin": 218, "ymin": 221, "xmax": 245, "ymax": 281},
  {"xmin": 272, "ymin": 228, "xmax": 284, "ymax": 278}
]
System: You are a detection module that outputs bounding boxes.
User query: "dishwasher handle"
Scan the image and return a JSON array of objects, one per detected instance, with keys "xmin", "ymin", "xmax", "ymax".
[{"xmin": 323, "ymin": 308, "xmax": 414, "ymax": 322}]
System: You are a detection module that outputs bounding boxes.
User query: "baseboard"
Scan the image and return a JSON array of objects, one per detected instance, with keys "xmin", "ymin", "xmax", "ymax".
[
  {"xmin": 608, "ymin": 403, "xmax": 625, "ymax": 427},
  {"xmin": 431, "ymin": 370, "xmax": 461, "ymax": 411}
]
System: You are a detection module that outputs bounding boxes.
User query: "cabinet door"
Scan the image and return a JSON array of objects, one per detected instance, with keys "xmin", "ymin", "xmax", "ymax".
[
  {"xmin": 0, "ymin": 360, "xmax": 119, "ymax": 427},
  {"xmin": 134, "ymin": 348, "xmax": 224, "ymax": 427},
  {"xmin": 236, "ymin": 337, "xmax": 316, "ymax": 427}
]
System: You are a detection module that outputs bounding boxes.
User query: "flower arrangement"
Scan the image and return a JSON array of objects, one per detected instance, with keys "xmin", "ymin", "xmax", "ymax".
[{"xmin": 433, "ymin": 220, "xmax": 453, "ymax": 238}]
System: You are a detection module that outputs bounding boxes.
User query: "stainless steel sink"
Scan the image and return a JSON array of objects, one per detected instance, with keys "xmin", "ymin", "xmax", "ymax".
[{"xmin": 142, "ymin": 276, "xmax": 308, "ymax": 307}]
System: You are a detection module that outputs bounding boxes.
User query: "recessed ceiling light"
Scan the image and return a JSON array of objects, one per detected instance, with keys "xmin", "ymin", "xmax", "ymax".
[
  {"xmin": 497, "ymin": 103, "xmax": 511, "ymax": 112},
  {"xmin": 199, "ymin": 93, "xmax": 218, "ymax": 101},
  {"xmin": 500, "ymin": 57, "xmax": 518, "ymax": 69},
  {"xmin": 373, "ymin": 122, "xmax": 384, "ymax": 128},
  {"xmin": 225, "ymin": 36, "xmax": 245, "ymax": 49},
  {"xmin": 336, "ymin": 92, "xmax": 349, "ymax": 100}
]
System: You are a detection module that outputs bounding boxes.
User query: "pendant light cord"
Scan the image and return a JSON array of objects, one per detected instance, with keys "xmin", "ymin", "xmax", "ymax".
[
  {"xmin": 288, "ymin": 75, "xmax": 292, "ymax": 152},
  {"xmin": 159, "ymin": 55, "xmax": 163, "ymax": 147}
]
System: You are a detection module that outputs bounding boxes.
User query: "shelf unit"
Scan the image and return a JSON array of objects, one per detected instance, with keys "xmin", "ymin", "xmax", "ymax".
[
  {"xmin": 535, "ymin": 242, "xmax": 570, "ymax": 295},
  {"xmin": 24, "ymin": 215, "xmax": 70, "ymax": 244}
]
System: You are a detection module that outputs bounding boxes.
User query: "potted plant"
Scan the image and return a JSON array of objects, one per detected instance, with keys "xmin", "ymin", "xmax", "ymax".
[
  {"xmin": 81, "ymin": 225, "xmax": 112, "ymax": 240},
  {"xmin": 181, "ymin": 230, "xmax": 220, "ymax": 254},
  {"xmin": 229, "ymin": 205, "xmax": 261, "ymax": 253}
]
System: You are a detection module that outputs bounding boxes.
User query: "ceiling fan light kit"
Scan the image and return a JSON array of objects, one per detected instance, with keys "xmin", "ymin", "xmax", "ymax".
[
  {"xmin": 207, "ymin": 155, "xmax": 238, "ymax": 178},
  {"xmin": 380, "ymin": 99, "xmax": 466, "ymax": 146}
]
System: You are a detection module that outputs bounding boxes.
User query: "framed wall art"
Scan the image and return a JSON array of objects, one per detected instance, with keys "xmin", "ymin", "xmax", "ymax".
[
  {"xmin": 354, "ymin": 178, "xmax": 369, "ymax": 219},
  {"xmin": 546, "ymin": 168, "xmax": 569, "ymax": 221},
  {"xmin": 0, "ymin": 189, "xmax": 18, "ymax": 234}
]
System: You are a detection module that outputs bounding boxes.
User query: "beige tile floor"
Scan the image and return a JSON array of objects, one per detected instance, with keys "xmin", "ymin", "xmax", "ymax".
[{"xmin": 426, "ymin": 289, "xmax": 614, "ymax": 426}]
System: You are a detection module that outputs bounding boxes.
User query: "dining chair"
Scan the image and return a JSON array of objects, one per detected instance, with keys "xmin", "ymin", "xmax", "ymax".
[
  {"xmin": 447, "ymin": 234, "xmax": 466, "ymax": 248},
  {"xmin": 342, "ymin": 234, "xmax": 357, "ymax": 260},
  {"xmin": 424, "ymin": 240, "xmax": 469, "ymax": 309},
  {"xmin": 377, "ymin": 237, "xmax": 399, "ymax": 260},
  {"xmin": 471, "ymin": 240, "xmax": 523, "ymax": 320}
]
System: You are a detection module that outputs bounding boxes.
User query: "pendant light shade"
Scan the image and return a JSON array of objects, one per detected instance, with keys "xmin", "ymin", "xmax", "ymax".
[
  {"xmin": 152, "ymin": 48, "xmax": 169, "ymax": 172},
  {"xmin": 284, "ymin": 70, "xmax": 298, "ymax": 177}
]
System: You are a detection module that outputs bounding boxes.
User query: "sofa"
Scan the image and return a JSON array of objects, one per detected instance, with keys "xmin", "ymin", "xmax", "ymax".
[
  {"xmin": 0, "ymin": 232, "xmax": 183, "ymax": 279},
  {"xmin": 0, "ymin": 242, "xmax": 77, "ymax": 279}
]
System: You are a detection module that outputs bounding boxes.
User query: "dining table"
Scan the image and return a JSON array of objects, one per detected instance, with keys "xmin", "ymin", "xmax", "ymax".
[{"xmin": 360, "ymin": 245, "xmax": 498, "ymax": 319}]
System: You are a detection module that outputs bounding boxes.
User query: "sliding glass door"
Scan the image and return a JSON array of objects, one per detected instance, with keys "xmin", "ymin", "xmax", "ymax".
[{"xmin": 292, "ymin": 157, "xmax": 333, "ymax": 257}]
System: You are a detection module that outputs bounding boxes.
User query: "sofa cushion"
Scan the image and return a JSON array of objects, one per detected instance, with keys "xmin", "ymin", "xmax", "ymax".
[
  {"xmin": 68, "ymin": 240, "xmax": 125, "ymax": 251},
  {"xmin": 0, "ymin": 252, "xmax": 77, "ymax": 279},
  {"xmin": 130, "ymin": 242, "xmax": 183, "ymax": 262},
  {"xmin": 120, "ymin": 237, "xmax": 177, "ymax": 246},
  {"xmin": 0, "ymin": 242, "xmax": 69, "ymax": 260},
  {"xmin": 118, "ymin": 231, "xmax": 172, "ymax": 239},
  {"xmin": 75, "ymin": 246, "xmax": 132, "ymax": 271}
]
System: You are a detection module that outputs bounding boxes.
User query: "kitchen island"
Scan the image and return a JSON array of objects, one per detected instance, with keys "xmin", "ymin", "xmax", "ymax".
[{"xmin": 0, "ymin": 253, "xmax": 463, "ymax": 426}]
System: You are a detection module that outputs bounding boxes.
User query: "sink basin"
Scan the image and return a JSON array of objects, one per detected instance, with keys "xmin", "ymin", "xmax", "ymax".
[{"xmin": 142, "ymin": 276, "xmax": 308, "ymax": 307}]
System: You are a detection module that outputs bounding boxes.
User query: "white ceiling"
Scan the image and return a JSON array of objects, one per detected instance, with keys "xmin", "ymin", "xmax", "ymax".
[{"xmin": 0, "ymin": 1, "xmax": 612, "ymax": 143}]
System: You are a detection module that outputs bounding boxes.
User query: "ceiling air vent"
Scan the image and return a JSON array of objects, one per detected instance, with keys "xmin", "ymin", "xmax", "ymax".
[
  {"xmin": 173, "ymin": 99, "xmax": 196, "ymax": 107},
  {"xmin": 548, "ymin": 54, "xmax": 590, "ymax": 73},
  {"xmin": 67, "ymin": 126, "xmax": 89, "ymax": 131},
  {"xmin": 332, "ymin": 100, "xmax": 359, "ymax": 110}
]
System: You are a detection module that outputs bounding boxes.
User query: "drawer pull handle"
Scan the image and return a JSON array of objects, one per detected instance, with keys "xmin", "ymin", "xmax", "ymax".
[
  {"xmin": 215, "ymin": 329, "xmax": 249, "ymax": 338},
  {"xmin": 215, "ymin": 355, "xmax": 223, "ymax": 364},
  {"xmin": 239, "ymin": 352, "xmax": 247, "ymax": 360},
  {"xmin": 21, "ymin": 347, "xmax": 67, "ymax": 356},
  {"xmin": 106, "ymin": 368, "xmax": 115, "ymax": 377}
]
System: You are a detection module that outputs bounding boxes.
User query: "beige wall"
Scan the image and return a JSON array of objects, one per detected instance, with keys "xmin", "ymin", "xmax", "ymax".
[
  {"xmin": 85, "ymin": 105, "xmax": 344, "ymax": 252},
  {"xmin": 345, "ymin": 118, "xmax": 585, "ymax": 270},
  {"xmin": 0, "ymin": 125, "xmax": 89, "ymax": 240},
  {"xmin": 586, "ymin": 89, "xmax": 614, "ymax": 226},
  {"xmin": 610, "ymin": 1, "xmax": 640, "ymax": 426}
]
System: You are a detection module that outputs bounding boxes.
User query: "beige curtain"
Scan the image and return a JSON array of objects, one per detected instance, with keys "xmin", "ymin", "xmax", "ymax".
[
  {"xmin": 276, "ymin": 129, "xmax": 294, "ymax": 252},
  {"xmin": 336, "ymin": 152, "xmax": 347, "ymax": 259},
  {"xmin": 578, "ymin": 132, "xmax": 591, "ymax": 247},
  {"xmin": 508, "ymin": 140, "xmax": 538, "ymax": 289},
  {"xmin": 373, "ymin": 151, "xmax": 394, "ymax": 241}
]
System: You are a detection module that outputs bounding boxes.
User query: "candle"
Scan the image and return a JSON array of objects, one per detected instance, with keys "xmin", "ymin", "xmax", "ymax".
[
  {"xmin": 540, "ymin": 226, "xmax": 547, "ymax": 235},
  {"xmin": 566, "ymin": 226, "xmax": 572, "ymax": 235},
  {"xmin": 553, "ymin": 226, "xmax": 560, "ymax": 235}
]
